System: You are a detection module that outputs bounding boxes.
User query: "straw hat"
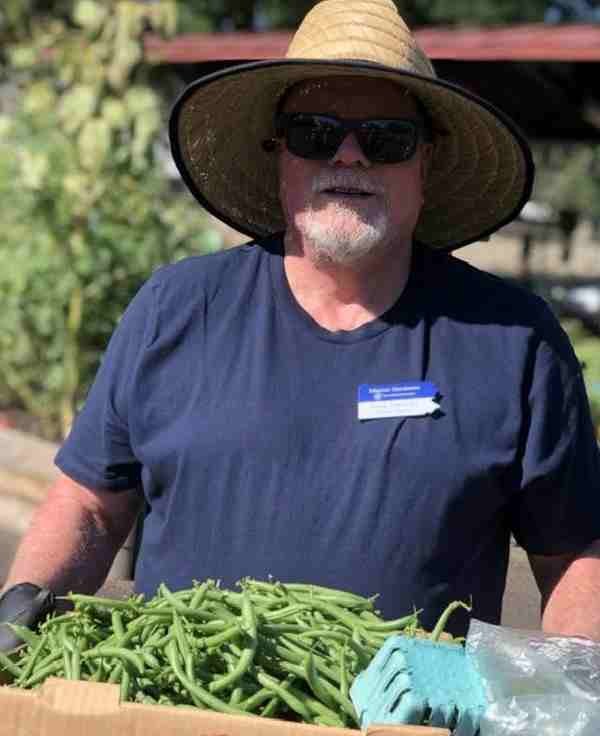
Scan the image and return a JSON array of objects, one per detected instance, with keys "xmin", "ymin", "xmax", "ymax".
[{"xmin": 169, "ymin": 0, "xmax": 534, "ymax": 251}]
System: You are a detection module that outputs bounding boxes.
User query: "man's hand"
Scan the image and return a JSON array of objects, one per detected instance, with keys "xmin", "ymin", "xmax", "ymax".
[
  {"xmin": 0, "ymin": 583, "xmax": 55, "ymax": 652},
  {"xmin": 528, "ymin": 539, "xmax": 600, "ymax": 640}
]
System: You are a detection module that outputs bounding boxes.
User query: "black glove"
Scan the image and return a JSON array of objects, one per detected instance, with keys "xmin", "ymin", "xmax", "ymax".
[{"xmin": 0, "ymin": 583, "xmax": 55, "ymax": 652}]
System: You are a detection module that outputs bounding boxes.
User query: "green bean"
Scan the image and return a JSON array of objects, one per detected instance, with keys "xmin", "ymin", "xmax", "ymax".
[
  {"xmin": 361, "ymin": 609, "xmax": 423, "ymax": 632},
  {"xmin": 61, "ymin": 636, "xmax": 73, "ymax": 679},
  {"xmin": 89, "ymin": 661, "xmax": 104, "ymax": 682},
  {"xmin": 140, "ymin": 621, "xmax": 156, "ymax": 643},
  {"xmin": 303, "ymin": 651, "xmax": 338, "ymax": 710},
  {"xmin": 298, "ymin": 629, "xmax": 371, "ymax": 669},
  {"xmin": 189, "ymin": 583, "xmax": 209, "ymax": 610},
  {"xmin": 339, "ymin": 645, "xmax": 349, "ymax": 701},
  {"xmin": 149, "ymin": 587, "xmax": 193, "ymax": 605},
  {"xmin": 23, "ymin": 658, "xmax": 63, "ymax": 687},
  {"xmin": 359, "ymin": 629, "xmax": 391, "ymax": 649},
  {"xmin": 0, "ymin": 650, "xmax": 23, "ymax": 679},
  {"xmin": 83, "ymin": 647, "xmax": 144, "ymax": 674},
  {"xmin": 33, "ymin": 649, "xmax": 62, "ymax": 673},
  {"xmin": 172, "ymin": 612, "xmax": 189, "ymax": 659},
  {"xmin": 229, "ymin": 687, "xmax": 244, "ymax": 705},
  {"xmin": 314, "ymin": 714, "xmax": 347, "ymax": 727},
  {"xmin": 157, "ymin": 585, "xmax": 219, "ymax": 621},
  {"xmin": 120, "ymin": 669, "xmax": 131, "ymax": 701},
  {"xmin": 209, "ymin": 591, "xmax": 256, "ymax": 693},
  {"xmin": 62, "ymin": 594, "xmax": 139, "ymax": 613},
  {"xmin": 260, "ymin": 623, "xmax": 307, "ymax": 635},
  {"xmin": 240, "ymin": 579, "xmax": 286, "ymax": 595},
  {"xmin": 238, "ymin": 686, "xmax": 279, "ymax": 712},
  {"xmin": 58, "ymin": 627, "xmax": 75, "ymax": 653},
  {"xmin": 284, "ymin": 657, "xmax": 356, "ymax": 723},
  {"xmin": 286, "ymin": 588, "xmax": 375, "ymax": 612},
  {"xmin": 71, "ymin": 646, "xmax": 81, "ymax": 681},
  {"xmin": 256, "ymin": 671, "xmax": 312, "ymax": 721},
  {"xmin": 202, "ymin": 623, "xmax": 241, "ymax": 649},
  {"xmin": 108, "ymin": 662, "xmax": 124, "ymax": 684},
  {"xmin": 260, "ymin": 694, "xmax": 281, "ymax": 718},
  {"xmin": 150, "ymin": 631, "xmax": 173, "ymax": 649},
  {"xmin": 205, "ymin": 602, "xmax": 237, "ymax": 622},
  {"xmin": 129, "ymin": 609, "xmax": 174, "ymax": 620},
  {"xmin": 16, "ymin": 633, "xmax": 48, "ymax": 686},
  {"xmin": 281, "ymin": 582, "xmax": 374, "ymax": 604},
  {"xmin": 262, "ymin": 604, "xmax": 308, "ymax": 622},
  {"xmin": 276, "ymin": 657, "xmax": 355, "ymax": 722},
  {"xmin": 286, "ymin": 682, "xmax": 346, "ymax": 725},
  {"xmin": 5, "ymin": 623, "xmax": 41, "ymax": 649},
  {"xmin": 140, "ymin": 651, "xmax": 161, "ymax": 670},
  {"xmin": 310, "ymin": 673, "xmax": 357, "ymax": 722},
  {"xmin": 40, "ymin": 613, "xmax": 77, "ymax": 630},
  {"xmin": 430, "ymin": 600, "xmax": 471, "ymax": 642},
  {"xmin": 278, "ymin": 636, "xmax": 340, "ymax": 683},
  {"xmin": 187, "ymin": 620, "xmax": 228, "ymax": 634},
  {"xmin": 142, "ymin": 625, "xmax": 167, "ymax": 646},
  {"xmin": 165, "ymin": 640, "xmax": 248, "ymax": 716},
  {"xmin": 288, "ymin": 597, "xmax": 367, "ymax": 631},
  {"xmin": 111, "ymin": 610, "xmax": 125, "ymax": 639}
]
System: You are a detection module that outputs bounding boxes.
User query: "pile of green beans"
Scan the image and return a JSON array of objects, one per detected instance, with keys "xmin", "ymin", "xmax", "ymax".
[{"xmin": 1, "ymin": 579, "xmax": 465, "ymax": 728}]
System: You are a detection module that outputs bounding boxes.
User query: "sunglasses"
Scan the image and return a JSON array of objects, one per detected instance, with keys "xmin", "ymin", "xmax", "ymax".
[{"xmin": 274, "ymin": 112, "xmax": 428, "ymax": 165}]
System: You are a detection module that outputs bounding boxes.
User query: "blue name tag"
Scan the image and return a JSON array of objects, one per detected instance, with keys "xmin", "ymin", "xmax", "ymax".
[{"xmin": 357, "ymin": 382, "xmax": 440, "ymax": 420}]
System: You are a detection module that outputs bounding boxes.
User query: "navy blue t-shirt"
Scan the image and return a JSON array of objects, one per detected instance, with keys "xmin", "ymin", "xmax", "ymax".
[{"xmin": 56, "ymin": 237, "xmax": 600, "ymax": 634}]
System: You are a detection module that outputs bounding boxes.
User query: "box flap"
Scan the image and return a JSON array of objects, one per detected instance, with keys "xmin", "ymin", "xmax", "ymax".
[
  {"xmin": 38, "ymin": 678, "xmax": 121, "ymax": 714},
  {"xmin": 0, "ymin": 678, "xmax": 450, "ymax": 736}
]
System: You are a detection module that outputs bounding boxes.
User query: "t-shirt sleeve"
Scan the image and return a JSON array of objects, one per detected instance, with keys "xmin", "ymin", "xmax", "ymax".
[
  {"xmin": 55, "ymin": 274, "xmax": 160, "ymax": 492},
  {"xmin": 510, "ymin": 308, "xmax": 600, "ymax": 554}
]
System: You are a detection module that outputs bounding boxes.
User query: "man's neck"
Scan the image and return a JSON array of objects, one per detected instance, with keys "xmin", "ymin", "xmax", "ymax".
[{"xmin": 282, "ymin": 233, "xmax": 413, "ymax": 332}]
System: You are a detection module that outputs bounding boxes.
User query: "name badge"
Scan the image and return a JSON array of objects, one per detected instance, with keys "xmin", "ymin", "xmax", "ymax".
[{"xmin": 357, "ymin": 381, "xmax": 440, "ymax": 421}]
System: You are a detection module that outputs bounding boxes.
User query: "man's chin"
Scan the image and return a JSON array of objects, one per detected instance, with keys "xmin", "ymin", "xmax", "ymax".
[{"xmin": 306, "ymin": 229, "xmax": 390, "ymax": 266}]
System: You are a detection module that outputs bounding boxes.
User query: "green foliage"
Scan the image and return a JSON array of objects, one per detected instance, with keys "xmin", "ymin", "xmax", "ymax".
[
  {"xmin": 0, "ymin": 1, "xmax": 222, "ymax": 440},
  {"xmin": 532, "ymin": 144, "xmax": 600, "ymax": 220},
  {"xmin": 562, "ymin": 320, "xmax": 600, "ymax": 435},
  {"xmin": 400, "ymin": 0, "xmax": 548, "ymax": 26},
  {"xmin": 173, "ymin": 0, "xmax": 548, "ymax": 31}
]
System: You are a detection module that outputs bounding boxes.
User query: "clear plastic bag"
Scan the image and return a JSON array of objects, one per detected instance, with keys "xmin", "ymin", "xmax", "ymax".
[{"xmin": 466, "ymin": 619, "xmax": 600, "ymax": 735}]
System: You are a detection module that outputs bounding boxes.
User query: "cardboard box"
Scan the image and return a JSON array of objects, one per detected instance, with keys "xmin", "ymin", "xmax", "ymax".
[{"xmin": 0, "ymin": 678, "xmax": 450, "ymax": 736}]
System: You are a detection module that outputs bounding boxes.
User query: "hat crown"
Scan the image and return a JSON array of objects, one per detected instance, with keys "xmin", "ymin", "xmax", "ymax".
[{"xmin": 286, "ymin": 0, "xmax": 436, "ymax": 79}]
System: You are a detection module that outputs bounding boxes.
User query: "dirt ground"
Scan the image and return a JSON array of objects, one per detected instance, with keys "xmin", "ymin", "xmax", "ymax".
[{"xmin": 455, "ymin": 223, "xmax": 600, "ymax": 280}]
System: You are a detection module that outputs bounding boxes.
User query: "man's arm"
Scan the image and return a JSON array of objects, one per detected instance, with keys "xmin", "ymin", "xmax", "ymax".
[
  {"xmin": 528, "ymin": 539, "xmax": 600, "ymax": 639},
  {"xmin": 2, "ymin": 472, "xmax": 143, "ymax": 596}
]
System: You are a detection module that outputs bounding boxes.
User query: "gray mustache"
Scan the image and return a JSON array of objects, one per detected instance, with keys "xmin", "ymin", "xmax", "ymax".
[{"xmin": 312, "ymin": 175, "xmax": 380, "ymax": 194}]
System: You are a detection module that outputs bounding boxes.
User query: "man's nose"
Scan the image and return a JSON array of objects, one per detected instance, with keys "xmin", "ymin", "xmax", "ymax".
[{"xmin": 330, "ymin": 132, "xmax": 371, "ymax": 167}]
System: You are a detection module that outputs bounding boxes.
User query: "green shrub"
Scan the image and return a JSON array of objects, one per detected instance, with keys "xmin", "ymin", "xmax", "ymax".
[
  {"xmin": 562, "ymin": 320, "xmax": 600, "ymax": 436},
  {"xmin": 0, "ymin": 1, "xmax": 222, "ymax": 440}
]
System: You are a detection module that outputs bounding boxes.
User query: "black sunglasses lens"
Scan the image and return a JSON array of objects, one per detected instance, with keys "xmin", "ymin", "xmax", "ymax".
[
  {"xmin": 359, "ymin": 121, "xmax": 418, "ymax": 163},
  {"xmin": 285, "ymin": 115, "xmax": 343, "ymax": 160},
  {"xmin": 279, "ymin": 115, "xmax": 420, "ymax": 163}
]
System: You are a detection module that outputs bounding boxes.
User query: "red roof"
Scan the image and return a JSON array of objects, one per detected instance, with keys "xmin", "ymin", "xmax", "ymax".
[{"xmin": 144, "ymin": 23, "xmax": 600, "ymax": 64}]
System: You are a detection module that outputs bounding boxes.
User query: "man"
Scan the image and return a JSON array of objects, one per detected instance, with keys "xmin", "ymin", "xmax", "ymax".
[{"xmin": 2, "ymin": 0, "xmax": 600, "ymax": 646}]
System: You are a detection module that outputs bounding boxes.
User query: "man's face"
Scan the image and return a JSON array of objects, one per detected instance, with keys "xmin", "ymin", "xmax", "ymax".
[{"xmin": 278, "ymin": 77, "xmax": 433, "ymax": 266}]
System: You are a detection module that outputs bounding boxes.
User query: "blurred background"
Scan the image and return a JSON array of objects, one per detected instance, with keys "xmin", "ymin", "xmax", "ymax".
[{"xmin": 0, "ymin": 0, "xmax": 599, "ymax": 626}]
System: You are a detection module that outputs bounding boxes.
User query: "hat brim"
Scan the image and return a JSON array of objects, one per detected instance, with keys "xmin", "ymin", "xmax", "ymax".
[{"xmin": 169, "ymin": 58, "xmax": 534, "ymax": 251}]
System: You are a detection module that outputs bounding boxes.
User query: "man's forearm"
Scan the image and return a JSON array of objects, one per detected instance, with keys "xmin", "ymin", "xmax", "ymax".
[
  {"xmin": 541, "ymin": 539, "xmax": 600, "ymax": 640},
  {"xmin": 3, "ymin": 477, "xmax": 140, "ymax": 596}
]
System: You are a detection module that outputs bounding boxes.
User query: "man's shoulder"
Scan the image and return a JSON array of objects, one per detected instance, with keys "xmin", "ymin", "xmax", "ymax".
[
  {"xmin": 149, "ymin": 237, "xmax": 277, "ymax": 301},
  {"xmin": 425, "ymin": 248, "xmax": 577, "ymax": 366},
  {"xmin": 426, "ymin": 248, "xmax": 553, "ymax": 323}
]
